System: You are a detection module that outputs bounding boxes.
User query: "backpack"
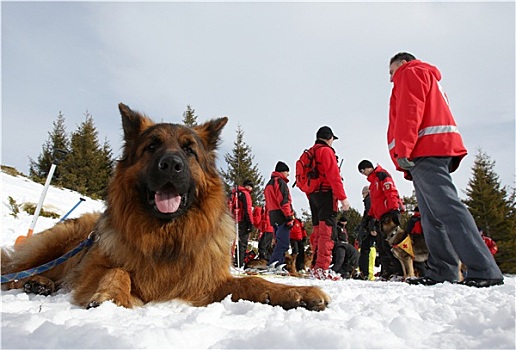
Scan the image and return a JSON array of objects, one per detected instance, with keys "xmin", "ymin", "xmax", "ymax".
[{"xmin": 294, "ymin": 144, "xmax": 325, "ymax": 194}]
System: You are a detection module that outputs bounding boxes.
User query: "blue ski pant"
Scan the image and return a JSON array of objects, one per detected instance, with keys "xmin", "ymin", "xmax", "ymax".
[{"xmin": 269, "ymin": 223, "xmax": 290, "ymax": 266}]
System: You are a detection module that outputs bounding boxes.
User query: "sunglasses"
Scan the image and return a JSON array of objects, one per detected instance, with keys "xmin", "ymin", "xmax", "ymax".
[{"xmin": 360, "ymin": 168, "xmax": 366, "ymax": 174}]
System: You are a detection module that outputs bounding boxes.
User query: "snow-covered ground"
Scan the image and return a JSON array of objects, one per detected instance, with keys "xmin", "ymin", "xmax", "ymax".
[{"xmin": 1, "ymin": 171, "xmax": 515, "ymax": 349}]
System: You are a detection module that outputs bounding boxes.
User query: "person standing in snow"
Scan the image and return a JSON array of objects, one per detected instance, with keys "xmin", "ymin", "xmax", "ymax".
[
  {"xmin": 253, "ymin": 205, "xmax": 274, "ymax": 262},
  {"xmin": 355, "ymin": 185, "xmax": 377, "ymax": 280},
  {"xmin": 265, "ymin": 161, "xmax": 294, "ymax": 267},
  {"xmin": 358, "ymin": 160, "xmax": 404, "ymax": 281},
  {"xmin": 289, "ymin": 216, "xmax": 307, "ymax": 272},
  {"xmin": 231, "ymin": 179, "xmax": 255, "ymax": 268},
  {"xmin": 307, "ymin": 126, "xmax": 350, "ymax": 280},
  {"xmin": 387, "ymin": 52, "xmax": 504, "ymax": 287}
]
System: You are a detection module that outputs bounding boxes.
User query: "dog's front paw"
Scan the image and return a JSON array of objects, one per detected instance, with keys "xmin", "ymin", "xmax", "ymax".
[
  {"xmin": 275, "ymin": 286, "xmax": 330, "ymax": 311},
  {"xmin": 23, "ymin": 279, "xmax": 55, "ymax": 296},
  {"xmin": 85, "ymin": 292, "xmax": 143, "ymax": 309}
]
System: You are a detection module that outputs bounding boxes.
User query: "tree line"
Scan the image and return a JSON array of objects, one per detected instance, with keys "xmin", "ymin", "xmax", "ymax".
[{"xmin": 28, "ymin": 107, "xmax": 516, "ymax": 272}]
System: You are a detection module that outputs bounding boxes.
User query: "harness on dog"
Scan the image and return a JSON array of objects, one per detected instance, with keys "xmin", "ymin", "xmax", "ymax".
[{"xmin": 1, "ymin": 231, "xmax": 98, "ymax": 284}]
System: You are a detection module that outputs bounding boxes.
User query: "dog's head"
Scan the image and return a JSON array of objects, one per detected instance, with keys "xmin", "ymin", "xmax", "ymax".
[
  {"xmin": 382, "ymin": 216, "xmax": 406, "ymax": 246},
  {"xmin": 111, "ymin": 103, "xmax": 228, "ymax": 222}
]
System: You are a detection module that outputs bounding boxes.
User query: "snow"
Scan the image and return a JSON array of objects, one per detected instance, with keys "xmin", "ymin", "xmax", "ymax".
[{"xmin": 1, "ymin": 171, "xmax": 515, "ymax": 349}]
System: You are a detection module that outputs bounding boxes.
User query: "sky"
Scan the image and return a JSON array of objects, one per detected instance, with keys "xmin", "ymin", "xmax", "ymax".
[
  {"xmin": 1, "ymin": 171, "xmax": 515, "ymax": 349},
  {"xmin": 1, "ymin": 1, "xmax": 515, "ymax": 213}
]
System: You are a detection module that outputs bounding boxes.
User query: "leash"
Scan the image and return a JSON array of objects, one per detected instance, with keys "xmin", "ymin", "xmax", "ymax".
[{"xmin": 1, "ymin": 231, "xmax": 97, "ymax": 284}]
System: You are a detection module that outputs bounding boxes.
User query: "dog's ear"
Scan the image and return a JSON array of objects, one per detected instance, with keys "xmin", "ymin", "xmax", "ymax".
[
  {"xmin": 194, "ymin": 117, "xmax": 228, "ymax": 152},
  {"xmin": 119, "ymin": 103, "xmax": 155, "ymax": 144}
]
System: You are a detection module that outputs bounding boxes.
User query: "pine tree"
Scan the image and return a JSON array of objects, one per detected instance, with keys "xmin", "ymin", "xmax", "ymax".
[
  {"xmin": 340, "ymin": 207, "xmax": 362, "ymax": 245},
  {"xmin": 60, "ymin": 112, "xmax": 114, "ymax": 199},
  {"xmin": 29, "ymin": 112, "xmax": 69, "ymax": 185},
  {"xmin": 401, "ymin": 192, "xmax": 418, "ymax": 229},
  {"xmin": 463, "ymin": 150, "xmax": 516, "ymax": 273},
  {"xmin": 220, "ymin": 125, "xmax": 264, "ymax": 205},
  {"xmin": 182, "ymin": 105, "xmax": 198, "ymax": 127}
]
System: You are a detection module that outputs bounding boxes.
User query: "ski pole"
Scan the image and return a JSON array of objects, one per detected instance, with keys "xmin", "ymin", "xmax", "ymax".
[
  {"xmin": 234, "ymin": 186, "xmax": 240, "ymax": 269},
  {"xmin": 16, "ymin": 149, "xmax": 68, "ymax": 245},
  {"xmin": 58, "ymin": 197, "xmax": 86, "ymax": 223}
]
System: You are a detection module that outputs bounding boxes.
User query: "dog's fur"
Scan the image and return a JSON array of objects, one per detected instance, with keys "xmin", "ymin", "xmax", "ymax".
[
  {"xmin": 1, "ymin": 104, "xmax": 329, "ymax": 311},
  {"xmin": 382, "ymin": 217, "xmax": 429, "ymax": 279}
]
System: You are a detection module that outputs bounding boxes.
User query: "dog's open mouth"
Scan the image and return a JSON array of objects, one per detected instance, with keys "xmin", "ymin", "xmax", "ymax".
[{"xmin": 149, "ymin": 184, "xmax": 188, "ymax": 215}]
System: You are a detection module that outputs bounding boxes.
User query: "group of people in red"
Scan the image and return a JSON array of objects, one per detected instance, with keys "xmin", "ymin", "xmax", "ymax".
[{"xmin": 230, "ymin": 52, "xmax": 503, "ymax": 288}]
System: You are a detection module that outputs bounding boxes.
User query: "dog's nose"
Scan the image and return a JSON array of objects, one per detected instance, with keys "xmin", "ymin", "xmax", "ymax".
[{"xmin": 158, "ymin": 154, "xmax": 184, "ymax": 174}]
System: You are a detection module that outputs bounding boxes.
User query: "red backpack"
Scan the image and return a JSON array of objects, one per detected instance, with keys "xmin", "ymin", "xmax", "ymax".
[{"xmin": 294, "ymin": 144, "xmax": 326, "ymax": 194}]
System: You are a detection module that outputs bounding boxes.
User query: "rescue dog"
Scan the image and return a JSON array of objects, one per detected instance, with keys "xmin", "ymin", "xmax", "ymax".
[
  {"xmin": 382, "ymin": 217, "xmax": 429, "ymax": 278},
  {"xmin": 1, "ymin": 103, "xmax": 329, "ymax": 311}
]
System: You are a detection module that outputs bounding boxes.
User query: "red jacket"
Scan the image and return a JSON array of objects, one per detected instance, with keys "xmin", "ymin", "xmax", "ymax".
[
  {"xmin": 312, "ymin": 140, "xmax": 347, "ymax": 200},
  {"xmin": 253, "ymin": 206, "xmax": 274, "ymax": 233},
  {"xmin": 264, "ymin": 171, "xmax": 294, "ymax": 226},
  {"xmin": 407, "ymin": 212, "xmax": 423, "ymax": 235},
  {"xmin": 290, "ymin": 218, "xmax": 307, "ymax": 240},
  {"xmin": 230, "ymin": 186, "xmax": 254, "ymax": 225},
  {"xmin": 482, "ymin": 235, "xmax": 498, "ymax": 256},
  {"xmin": 388, "ymin": 60, "xmax": 467, "ymax": 177},
  {"xmin": 366, "ymin": 165, "xmax": 402, "ymax": 220}
]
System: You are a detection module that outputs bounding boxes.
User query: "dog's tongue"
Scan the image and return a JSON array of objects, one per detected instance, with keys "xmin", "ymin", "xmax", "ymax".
[{"xmin": 155, "ymin": 191, "xmax": 181, "ymax": 213}]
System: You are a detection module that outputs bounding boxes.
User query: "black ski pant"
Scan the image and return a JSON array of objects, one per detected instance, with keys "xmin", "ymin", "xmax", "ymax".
[
  {"xmin": 358, "ymin": 234, "xmax": 376, "ymax": 276},
  {"xmin": 258, "ymin": 231, "xmax": 273, "ymax": 261}
]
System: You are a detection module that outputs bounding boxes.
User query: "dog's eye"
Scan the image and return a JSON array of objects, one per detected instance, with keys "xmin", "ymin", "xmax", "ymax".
[
  {"xmin": 146, "ymin": 141, "xmax": 161, "ymax": 152},
  {"xmin": 183, "ymin": 146, "xmax": 196, "ymax": 157}
]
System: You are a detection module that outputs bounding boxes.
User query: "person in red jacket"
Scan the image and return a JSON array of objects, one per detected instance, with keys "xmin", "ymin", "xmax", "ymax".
[
  {"xmin": 230, "ymin": 179, "xmax": 255, "ymax": 268},
  {"xmin": 253, "ymin": 205, "xmax": 274, "ymax": 261},
  {"xmin": 289, "ymin": 217, "xmax": 307, "ymax": 272},
  {"xmin": 388, "ymin": 52, "xmax": 503, "ymax": 287},
  {"xmin": 358, "ymin": 160, "xmax": 404, "ymax": 280},
  {"xmin": 405, "ymin": 206, "xmax": 427, "ymax": 277},
  {"xmin": 479, "ymin": 228, "xmax": 498, "ymax": 256},
  {"xmin": 265, "ymin": 161, "xmax": 294, "ymax": 267},
  {"xmin": 306, "ymin": 126, "xmax": 350, "ymax": 280}
]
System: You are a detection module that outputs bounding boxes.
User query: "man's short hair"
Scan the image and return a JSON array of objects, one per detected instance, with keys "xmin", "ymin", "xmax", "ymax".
[
  {"xmin": 243, "ymin": 179, "xmax": 254, "ymax": 188},
  {"xmin": 390, "ymin": 52, "xmax": 416, "ymax": 65}
]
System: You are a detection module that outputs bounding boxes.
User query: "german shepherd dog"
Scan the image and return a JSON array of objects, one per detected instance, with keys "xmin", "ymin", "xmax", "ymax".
[
  {"xmin": 2, "ymin": 104, "xmax": 329, "ymax": 311},
  {"xmin": 382, "ymin": 217, "xmax": 429, "ymax": 279}
]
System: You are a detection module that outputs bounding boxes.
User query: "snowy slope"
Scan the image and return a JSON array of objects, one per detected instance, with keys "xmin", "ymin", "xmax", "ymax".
[{"xmin": 1, "ymin": 172, "xmax": 515, "ymax": 349}]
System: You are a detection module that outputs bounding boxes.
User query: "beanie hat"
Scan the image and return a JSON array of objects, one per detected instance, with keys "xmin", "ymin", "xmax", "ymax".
[
  {"xmin": 275, "ymin": 161, "xmax": 290, "ymax": 172},
  {"xmin": 243, "ymin": 179, "xmax": 254, "ymax": 188},
  {"xmin": 316, "ymin": 126, "xmax": 338, "ymax": 140},
  {"xmin": 358, "ymin": 160, "xmax": 374, "ymax": 172}
]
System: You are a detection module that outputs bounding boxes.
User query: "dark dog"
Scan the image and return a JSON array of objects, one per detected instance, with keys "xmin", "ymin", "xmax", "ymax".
[
  {"xmin": 382, "ymin": 217, "xmax": 429, "ymax": 278},
  {"xmin": 2, "ymin": 103, "xmax": 329, "ymax": 311}
]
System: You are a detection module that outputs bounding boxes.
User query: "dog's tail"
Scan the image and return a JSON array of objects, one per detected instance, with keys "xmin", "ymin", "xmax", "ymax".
[{"xmin": 1, "ymin": 212, "xmax": 100, "ymax": 281}]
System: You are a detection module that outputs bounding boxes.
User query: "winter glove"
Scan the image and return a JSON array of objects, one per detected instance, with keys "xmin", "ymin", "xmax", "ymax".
[
  {"xmin": 390, "ymin": 210, "xmax": 401, "ymax": 226},
  {"xmin": 397, "ymin": 157, "xmax": 415, "ymax": 170},
  {"xmin": 286, "ymin": 220, "xmax": 294, "ymax": 229}
]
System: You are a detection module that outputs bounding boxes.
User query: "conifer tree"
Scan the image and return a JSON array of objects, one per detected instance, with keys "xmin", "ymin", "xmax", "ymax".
[
  {"xmin": 463, "ymin": 150, "xmax": 516, "ymax": 273},
  {"xmin": 182, "ymin": 105, "xmax": 198, "ymax": 127},
  {"xmin": 401, "ymin": 192, "xmax": 418, "ymax": 228},
  {"xmin": 29, "ymin": 112, "xmax": 69, "ymax": 185},
  {"xmin": 60, "ymin": 112, "xmax": 114, "ymax": 199},
  {"xmin": 220, "ymin": 125, "xmax": 264, "ymax": 205},
  {"xmin": 340, "ymin": 207, "xmax": 362, "ymax": 245}
]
